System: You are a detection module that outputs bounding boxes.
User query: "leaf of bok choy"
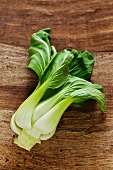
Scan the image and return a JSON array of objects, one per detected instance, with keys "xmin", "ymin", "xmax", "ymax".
[
  {"xmin": 70, "ymin": 87, "xmax": 106, "ymax": 112},
  {"xmin": 28, "ymin": 28, "xmax": 57, "ymax": 78},
  {"xmin": 68, "ymin": 49, "xmax": 95, "ymax": 79},
  {"xmin": 40, "ymin": 49, "xmax": 74, "ymax": 88}
]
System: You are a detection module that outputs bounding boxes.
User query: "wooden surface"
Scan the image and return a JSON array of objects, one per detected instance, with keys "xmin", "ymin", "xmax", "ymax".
[{"xmin": 0, "ymin": 0, "xmax": 113, "ymax": 169}]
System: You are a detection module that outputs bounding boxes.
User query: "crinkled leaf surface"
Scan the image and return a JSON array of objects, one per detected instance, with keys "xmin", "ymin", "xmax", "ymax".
[
  {"xmin": 68, "ymin": 49, "xmax": 95, "ymax": 80},
  {"xmin": 28, "ymin": 28, "xmax": 57, "ymax": 78}
]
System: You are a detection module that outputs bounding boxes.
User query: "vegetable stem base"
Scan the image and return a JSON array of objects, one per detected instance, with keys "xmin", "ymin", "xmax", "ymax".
[{"xmin": 14, "ymin": 130, "xmax": 41, "ymax": 151}]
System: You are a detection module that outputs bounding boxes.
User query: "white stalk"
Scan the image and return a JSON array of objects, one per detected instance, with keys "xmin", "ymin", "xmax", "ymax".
[
  {"xmin": 34, "ymin": 97, "xmax": 74, "ymax": 134},
  {"xmin": 15, "ymin": 80, "xmax": 49, "ymax": 129},
  {"xmin": 32, "ymin": 89, "xmax": 67, "ymax": 124},
  {"xmin": 10, "ymin": 114, "xmax": 22, "ymax": 135}
]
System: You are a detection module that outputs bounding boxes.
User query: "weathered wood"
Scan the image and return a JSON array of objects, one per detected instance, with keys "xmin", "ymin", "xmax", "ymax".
[
  {"xmin": 1, "ymin": 0, "xmax": 113, "ymax": 52},
  {"xmin": 0, "ymin": 0, "xmax": 113, "ymax": 169}
]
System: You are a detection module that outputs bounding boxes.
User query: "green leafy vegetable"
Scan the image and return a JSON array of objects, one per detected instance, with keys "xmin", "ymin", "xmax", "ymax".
[{"xmin": 10, "ymin": 28, "xmax": 106, "ymax": 151}]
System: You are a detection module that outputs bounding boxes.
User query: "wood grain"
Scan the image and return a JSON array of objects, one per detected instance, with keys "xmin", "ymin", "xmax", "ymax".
[
  {"xmin": 1, "ymin": 0, "xmax": 113, "ymax": 52},
  {"xmin": 0, "ymin": 0, "xmax": 113, "ymax": 169}
]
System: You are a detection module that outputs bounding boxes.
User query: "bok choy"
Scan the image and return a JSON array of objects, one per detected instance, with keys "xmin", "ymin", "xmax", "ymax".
[{"xmin": 10, "ymin": 28, "xmax": 106, "ymax": 151}]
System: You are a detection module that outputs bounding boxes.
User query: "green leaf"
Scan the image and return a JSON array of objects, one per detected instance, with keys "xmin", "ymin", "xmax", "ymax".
[
  {"xmin": 40, "ymin": 49, "xmax": 74, "ymax": 88},
  {"xmin": 68, "ymin": 49, "xmax": 95, "ymax": 79},
  {"xmin": 70, "ymin": 87, "xmax": 106, "ymax": 112},
  {"xmin": 29, "ymin": 28, "xmax": 51, "ymax": 57},
  {"xmin": 62, "ymin": 76, "xmax": 104, "ymax": 98},
  {"xmin": 28, "ymin": 28, "xmax": 57, "ymax": 78}
]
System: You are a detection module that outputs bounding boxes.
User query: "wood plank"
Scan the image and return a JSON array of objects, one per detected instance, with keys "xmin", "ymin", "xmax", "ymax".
[
  {"xmin": 0, "ymin": 43, "xmax": 113, "ymax": 169},
  {"xmin": 1, "ymin": 0, "xmax": 113, "ymax": 169},
  {"xmin": 0, "ymin": 43, "xmax": 37, "ymax": 87},
  {"xmin": 0, "ymin": 43, "xmax": 38, "ymax": 110},
  {"xmin": 1, "ymin": 0, "xmax": 113, "ymax": 52}
]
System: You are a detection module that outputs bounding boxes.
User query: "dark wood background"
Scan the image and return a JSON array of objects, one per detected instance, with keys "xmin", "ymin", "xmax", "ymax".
[{"xmin": 0, "ymin": 0, "xmax": 113, "ymax": 169}]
